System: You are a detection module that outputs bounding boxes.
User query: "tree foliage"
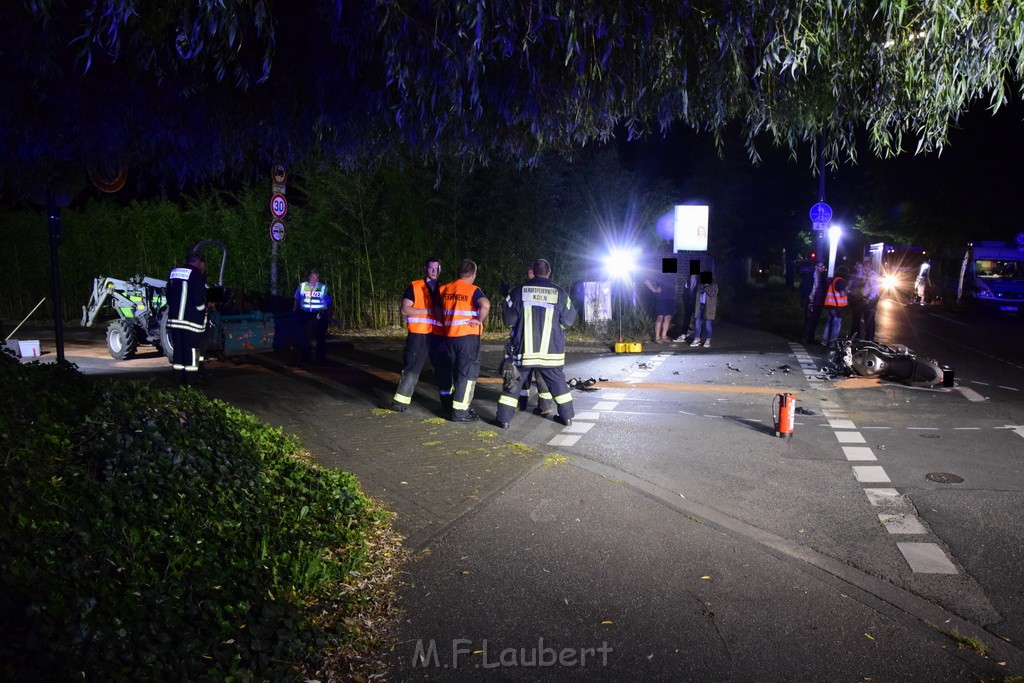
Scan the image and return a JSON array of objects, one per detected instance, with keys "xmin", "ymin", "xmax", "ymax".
[{"xmin": 4, "ymin": 1, "xmax": 1023, "ymax": 192}]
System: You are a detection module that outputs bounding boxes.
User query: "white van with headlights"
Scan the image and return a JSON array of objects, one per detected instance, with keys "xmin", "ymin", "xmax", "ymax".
[{"xmin": 941, "ymin": 239, "xmax": 1024, "ymax": 313}]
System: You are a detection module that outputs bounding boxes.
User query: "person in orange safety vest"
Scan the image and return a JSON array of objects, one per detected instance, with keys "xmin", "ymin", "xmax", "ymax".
[
  {"xmin": 391, "ymin": 257, "xmax": 453, "ymax": 413},
  {"xmin": 821, "ymin": 266, "xmax": 849, "ymax": 346},
  {"xmin": 440, "ymin": 259, "xmax": 490, "ymax": 422}
]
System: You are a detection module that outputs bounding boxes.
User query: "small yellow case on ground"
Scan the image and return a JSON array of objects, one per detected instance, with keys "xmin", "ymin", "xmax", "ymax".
[{"xmin": 615, "ymin": 342, "xmax": 643, "ymax": 353}]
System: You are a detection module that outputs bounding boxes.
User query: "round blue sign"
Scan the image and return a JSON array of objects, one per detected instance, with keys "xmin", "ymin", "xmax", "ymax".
[{"xmin": 809, "ymin": 202, "xmax": 833, "ymax": 224}]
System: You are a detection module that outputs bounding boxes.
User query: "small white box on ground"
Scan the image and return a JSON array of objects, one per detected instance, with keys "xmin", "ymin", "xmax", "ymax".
[
  {"xmin": 19, "ymin": 340, "xmax": 41, "ymax": 357},
  {"xmin": 6, "ymin": 339, "xmax": 41, "ymax": 358}
]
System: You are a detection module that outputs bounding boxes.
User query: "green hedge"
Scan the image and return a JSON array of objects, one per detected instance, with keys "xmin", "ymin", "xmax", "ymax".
[{"xmin": 0, "ymin": 354, "xmax": 396, "ymax": 681}]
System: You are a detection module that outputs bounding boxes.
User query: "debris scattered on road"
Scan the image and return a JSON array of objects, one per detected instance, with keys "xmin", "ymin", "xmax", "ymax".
[
  {"xmin": 726, "ymin": 363, "xmax": 741, "ymax": 372},
  {"xmin": 795, "ymin": 406, "xmax": 816, "ymax": 415},
  {"xmin": 777, "ymin": 364, "xmax": 793, "ymax": 373}
]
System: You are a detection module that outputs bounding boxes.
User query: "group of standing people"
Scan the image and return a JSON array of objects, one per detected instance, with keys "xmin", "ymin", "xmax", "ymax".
[
  {"xmin": 644, "ymin": 270, "xmax": 719, "ymax": 348},
  {"xmin": 801, "ymin": 259, "xmax": 882, "ymax": 346},
  {"xmin": 391, "ymin": 257, "xmax": 575, "ymax": 428}
]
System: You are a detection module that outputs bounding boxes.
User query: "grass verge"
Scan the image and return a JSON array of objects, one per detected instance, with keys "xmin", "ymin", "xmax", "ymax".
[{"xmin": 0, "ymin": 351, "xmax": 401, "ymax": 681}]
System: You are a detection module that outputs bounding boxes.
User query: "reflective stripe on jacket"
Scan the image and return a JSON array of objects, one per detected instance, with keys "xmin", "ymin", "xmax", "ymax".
[
  {"xmin": 440, "ymin": 279, "xmax": 482, "ymax": 337},
  {"xmin": 503, "ymin": 277, "xmax": 576, "ymax": 367},
  {"xmin": 166, "ymin": 266, "xmax": 207, "ymax": 333},
  {"xmin": 296, "ymin": 282, "xmax": 331, "ymax": 311},
  {"xmin": 824, "ymin": 277, "xmax": 848, "ymax": 308},
  {"xmin": 405, "ymin": 279, "xmax": 443, "ymax": 334}
]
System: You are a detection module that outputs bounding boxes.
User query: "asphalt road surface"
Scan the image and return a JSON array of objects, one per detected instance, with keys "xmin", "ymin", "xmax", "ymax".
[{"xmin": 10, "ymin": 311, "xmax": 1024, "ymax": 679}]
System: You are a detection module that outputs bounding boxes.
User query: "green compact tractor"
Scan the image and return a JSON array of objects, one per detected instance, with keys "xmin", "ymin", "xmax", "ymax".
[
  {"xmin": 82, "ymin": 274, "xmax": 172, "ymax": 359},
  {"xmin": 81, "ymin": 241, "xmax": 229, "ymax": 360},
  {"xmin": 82, "ymin": 241, "xmax": 290, "ymax": 360}
]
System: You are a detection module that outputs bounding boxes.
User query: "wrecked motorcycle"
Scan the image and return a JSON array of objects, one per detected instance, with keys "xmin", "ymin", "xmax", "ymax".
[{"xmin": 823, "ymin": 338, "xmax": 948, "ymax": 388}]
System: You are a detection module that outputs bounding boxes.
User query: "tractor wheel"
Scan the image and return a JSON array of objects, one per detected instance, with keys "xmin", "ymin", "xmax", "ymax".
[
  {"xmin": 158, "ymin": 312, "xmax": 175, "ymax": 361},
  {"xmin": 107, "ymin": 319, "xmax": 140, "ymax": 360}
]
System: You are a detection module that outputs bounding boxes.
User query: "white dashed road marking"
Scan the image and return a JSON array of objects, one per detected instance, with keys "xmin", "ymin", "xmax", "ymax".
[
  {"xmin": 561, "ymin": 421, "xmax": 596, "ymax": 435},
  {"xmin": 897, "ymin": 543, "xmax": 958, "ymax": 574},
  {"xmin": 1002, "ymin": 425, "xmax": 1024, "ymax": 440},
  {"xmin": 842, "ymin": 446, "xmax": 877, "ymax": 461},
  {"xmin": 790, "ymin": 343, "xmax": 958, "ymax": 575},
  {"xmin": 853, "ymin": 466, "xmax": 891, "ymax": 483},
  {"xmin": 957, "ymin": 386, "xmax": 988, "ymax": 402},
  {"xmin": 835, "ymin": 431, "xmax": 867, "ymax": 444},
  {"xmin": 864, "ymin": 488, "xmax": 902, "ymax": 506},
  {"xmin": 548, "ymin": 434, "xmax": 580, "ymax": 447},
  {"xmin": 880, "ymin": 514, "xmax": 927, "ymax": 534}
]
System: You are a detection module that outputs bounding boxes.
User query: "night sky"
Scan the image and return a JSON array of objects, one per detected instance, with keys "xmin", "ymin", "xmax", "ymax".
[{"xmin": 617, "ymin": 97, "xmax": 1024, "ymax": 256}]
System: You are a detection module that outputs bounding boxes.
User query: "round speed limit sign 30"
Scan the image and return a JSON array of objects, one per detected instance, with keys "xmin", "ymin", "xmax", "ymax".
[{"xmin": 269, "ymin": 193, "xmax": 288, "ymax": 218}]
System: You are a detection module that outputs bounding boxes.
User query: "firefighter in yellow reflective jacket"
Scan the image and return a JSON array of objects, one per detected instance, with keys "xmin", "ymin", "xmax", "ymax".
[
  {"xmin": 495, "ymin": 259, "xmax": 576, "ymax": 429},
  {"xmin": 391, "ymin": 257, "xmax": 453, "ymax": 412},
  {"xmin": 440, "ymin": 259, "xmax": 490, "ymax": 422}
]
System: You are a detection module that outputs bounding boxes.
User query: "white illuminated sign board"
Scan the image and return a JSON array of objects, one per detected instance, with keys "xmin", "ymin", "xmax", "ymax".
[{"xmin": 673, "ymin": 205, "xmax": 709, "ymax": 252}]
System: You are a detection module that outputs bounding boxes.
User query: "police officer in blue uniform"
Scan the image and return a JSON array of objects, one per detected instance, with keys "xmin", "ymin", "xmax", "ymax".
[{"xmin": 293, "ymin": 269, "xmax": 333, "ymax": 363}]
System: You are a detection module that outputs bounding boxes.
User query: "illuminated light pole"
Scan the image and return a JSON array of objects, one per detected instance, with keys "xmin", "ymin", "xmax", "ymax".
[
  {"xmin": 603, "ymin": 248, "xmax": 638, "ymax": 342},
  {"xmin": 827, "ymin": 225, "xmax": 842, "ymax": 278}
]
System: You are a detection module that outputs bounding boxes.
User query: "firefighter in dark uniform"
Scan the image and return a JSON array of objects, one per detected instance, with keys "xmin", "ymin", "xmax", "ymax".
[
  {"xmin": 166, "ymin": 251, "xmax": 208, "ymax": 384},
  {"xmin": 391, "ymin": 256, "xmax": 453, "ymax": 412},
  {"xmin": 495, "ymin": 259, "xmax": 576, "ymax": 429},
  {"xmin": 440, "ymin": 259, "xmax": 490, "ymax": 422},
  {"xmin": 502, "ymin": 265, "xmax": 553, "ymax": 414},
  {"xmin": 293, "ymin": 269, "xmax": 333, "ymax": 363}
]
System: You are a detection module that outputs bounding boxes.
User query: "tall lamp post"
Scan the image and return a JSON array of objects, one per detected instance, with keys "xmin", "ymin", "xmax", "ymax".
[
  {"xmin": 603, "ymin": 248, "xmax": 638, "ymax": 342},
  {"xmin": 827, "ymin": 225, "xmax": 842, "ymax": 278}
]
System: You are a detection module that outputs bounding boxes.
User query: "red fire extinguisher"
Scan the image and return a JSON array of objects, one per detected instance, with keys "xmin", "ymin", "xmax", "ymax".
[{"xmin": 773, "ymin": 393, "xmax": 796, "ymax": 438}]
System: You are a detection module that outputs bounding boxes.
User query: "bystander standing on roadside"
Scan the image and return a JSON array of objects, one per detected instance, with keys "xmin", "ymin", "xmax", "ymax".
[
  {"xmin": 293, "ymin": 269, "xmax": 333, "ymax": 364},
  {"xmin": 847, "ymin": 261, "xmax": 869, "ymax": 338},
  {"xmin": 861, "ymin": 262, "xmax": 883, "ymax": 342},
  {"xmin": 800, "ymin": 261, "xmax": 827, "ymax": 345},
  {"xmin": 391, "ymin": 257, "xmax": 452, "ymax": 413},
  {"xmin": 440, "ymin": 260, "xmax": 490, "ymax": 422},
  {"xmin": 674, "ymin": 266, "xmax": 700, "ymax": 343},
  {"xmin": 689, "ymin": 271, "xmax": 718, "ymax": 348},
  {"xmin": 644, "ymin": 269, "xmax": 676, "ymax": 344},
  {"xmin": 821, "ymin": 266, "xmax": 849, "ymax": 346},
  {"xmin": 915, "ymin": 260, "xmax": 932, "ymax": 304}
]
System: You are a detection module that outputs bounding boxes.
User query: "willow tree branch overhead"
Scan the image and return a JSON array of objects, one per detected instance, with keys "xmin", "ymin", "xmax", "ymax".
[{"xmin": 3, "ymin": 0, "xmax": 1022, "ymax": 190}]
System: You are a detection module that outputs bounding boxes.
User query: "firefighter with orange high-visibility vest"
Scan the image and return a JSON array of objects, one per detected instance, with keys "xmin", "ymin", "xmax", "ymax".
[
  {"xmin": 391, "ymin": 257, "xmax": 453, "ymax": 412},
  {"xmin": 440, "ymin": 259, "xmax": 490, "ymax": 422},
  {"xmin": 821, "ymin": 265, "xmax": 849, "ymax": 346}
]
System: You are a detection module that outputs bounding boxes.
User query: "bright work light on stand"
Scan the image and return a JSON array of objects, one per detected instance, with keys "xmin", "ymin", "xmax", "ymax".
[{"xmin": 603, "ymin": 248, "xmax": 639, "ymax": 343}]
